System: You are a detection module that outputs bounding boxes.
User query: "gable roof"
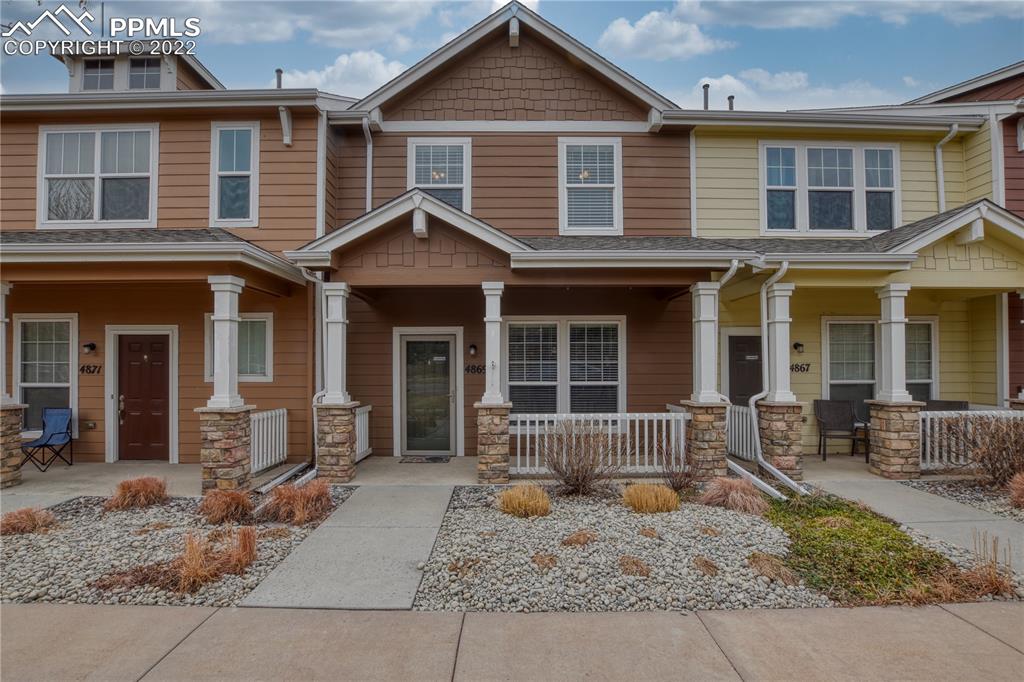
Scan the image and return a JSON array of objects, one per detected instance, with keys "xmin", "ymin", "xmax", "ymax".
[
  {"xmin": 351, "ymin": 1, "xmax": 675, "ymax": 114},
  {"xmin": 907, "ymin": 60, "xmax": 1024, "ymax": 104}
]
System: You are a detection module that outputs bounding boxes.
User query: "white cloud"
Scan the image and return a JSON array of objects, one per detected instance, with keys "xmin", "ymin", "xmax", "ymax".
[
  {"xmin": 275, "ymin": 51, "xmax": 406, "ymax": 97},
  {"xmin": 679, "ymin": 70, "xmax": 902, "ymax": 111},
  {"xmin": 739, "ymin": 68, "xmax": 808, "ymax": 91},
  {"xmin": 598, "ymin": 10, "xmax": 734, "ymax": 60},
  {"xmin": 902, "ymin": 75, "xmax": 921, "ymax": 88}
]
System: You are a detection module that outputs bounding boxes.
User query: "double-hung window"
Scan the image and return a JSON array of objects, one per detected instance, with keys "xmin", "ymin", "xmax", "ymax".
[
  {"xmin": 905, "ymin": 322, "xmax": 935, "ymax": 403},
  {"xmin": 558, "ymin": 137, "xmax": 623, "ymax": 235},
  {"xmin": 210, "ymin": 122, "xmax": 259, "ymax": 228},
  {"xmin": 129, "ymin": 58, "xmax": 161, "ymax": 90},
  {"xmin": 39, "ymin": 125, "xmax": 158, "ymax": 228},
  {"xmin": 14, "ymin": 315, "xmax": 78, "ymax": 435},
  {"xmin": 82, "ymin": 59, "xmax": 114, "ymax": 90},
  {"xmin": 760, "ymin": 141, "xmax": 899, "ymax": 234},
  {"xmin": 407, "ymin": 138, "xmax": 471, "ymax": 211},
  {"xmin": 204, "ymin": 312, "xmax": 273, "ymax": 382},
  {"xmin": 506, "ymin": 318, "xmax": 625, "ymax": 414}
]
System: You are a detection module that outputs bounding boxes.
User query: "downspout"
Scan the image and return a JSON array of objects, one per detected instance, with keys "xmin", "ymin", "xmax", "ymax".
[
  {"xmin": 362, "ymin": 116, "xmax": 373, "ymax": 213},
  {"xmin": 746, "ymin": 262, "xmax": 807, "ymax": 496},
  {"xmin": 713, "ymin": 259, "xmax": 740, "ymax": 404},
  {"xmin": 934, "ymin": 123, "xmax": 958, "ymax": 212}
]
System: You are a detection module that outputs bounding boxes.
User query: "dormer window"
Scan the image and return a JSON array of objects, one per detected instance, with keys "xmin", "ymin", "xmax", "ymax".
[
  {"xmin": 129, "ymin": 58, "xmax": 161, "ymax": 90},
  {"xmin": 82, "ymin": 59, "xmax": 114, "ymax": 91}
]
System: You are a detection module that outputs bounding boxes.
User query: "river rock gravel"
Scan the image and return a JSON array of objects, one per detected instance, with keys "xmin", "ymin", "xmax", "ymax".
[
  {"xmin": 1, "ymin": 487, "xmax": 354, "ymax": 607},
  {"xmin": 413, "ymin": 486, "xmax": 833, "ymax": 612},
  {"xmin": 901, "ymin": 479, "xmax": 1024, "ymax": 523}
]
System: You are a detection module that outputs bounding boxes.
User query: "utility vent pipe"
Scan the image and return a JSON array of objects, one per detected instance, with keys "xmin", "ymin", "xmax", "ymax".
[
  {"xmin": 702, "ymin": 83, "xmax": 710, "ymax": 110},
  {"xmin": 728, "ymin": 95, "xmax": 735, "ymax": 111},
  {"xmin": 275, "ymin": 68, "xmax": 283, "ymax": 89}
]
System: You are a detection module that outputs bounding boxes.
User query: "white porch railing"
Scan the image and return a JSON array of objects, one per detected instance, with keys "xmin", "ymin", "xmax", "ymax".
[
  {"xmin": 250, "ymin": 408, "xmax": 288, "ymax": 474},
  {"xmin": 919, "ymin": 409, "xmax": 1024, "ymax": 470},
  {"xmin": 509, "ymin": 412, "xmax": 690, "ymax": 475},
  {"xmin": 355, "ymin": 405, "xmax": 373, "ymax": 462},
  {"xmin": 726, "ymin": 405, "xmax": 758, "ymax": 462}
]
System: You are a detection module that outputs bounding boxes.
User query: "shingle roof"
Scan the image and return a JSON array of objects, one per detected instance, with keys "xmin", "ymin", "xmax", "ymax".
[
  {"xmin": 0, "ymin": 228, "xmax": 245, "ymax": 245},
  {"xmin": 519, "ymin": 235, "xmax": 733, "ymax": 251}
]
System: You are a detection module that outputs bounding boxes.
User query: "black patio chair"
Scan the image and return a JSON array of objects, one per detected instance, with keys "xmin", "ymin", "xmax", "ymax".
[
  {"xmin": 21, "ymin": 407, "xmax": 73, "ymax": 472},
  {"xmin": 813, "ymin": 399, "xmax": 869, "ymax": 463},
  {"xmin": 924, "ymin": 400, "xmax": 968, "ymax": 412}
]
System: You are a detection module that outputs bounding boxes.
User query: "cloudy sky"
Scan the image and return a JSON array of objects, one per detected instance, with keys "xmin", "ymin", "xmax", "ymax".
[{"xmin": 1, "ymin": 0, "xmax": 1022, "ymax": 109}]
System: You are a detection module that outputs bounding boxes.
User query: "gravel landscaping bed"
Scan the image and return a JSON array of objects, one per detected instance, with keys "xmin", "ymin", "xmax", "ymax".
[
  {"xmin": 413, "ymin": 486, "xmax": 833, "ymax": 612},
  {"xmin": 901, "ymin": 479, "xmax": 1024, "ymax": 523},
  {"xmin": 1, "ymin": 487, "xmax": 354, "ymax": 607}
]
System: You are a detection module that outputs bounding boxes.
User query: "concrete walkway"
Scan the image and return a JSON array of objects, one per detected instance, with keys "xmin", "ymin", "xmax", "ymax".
[
  {"xmin": 2, "ymin": 602, "xmax": 1022, "ymax": 681},
  {"xmin": 241, "ymin": 485, "xmax": 453, "ymax": 609}
]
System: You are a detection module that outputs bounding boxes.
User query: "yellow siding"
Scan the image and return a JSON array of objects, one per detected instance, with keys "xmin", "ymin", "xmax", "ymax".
[
  {"xmin": 892, "ymin": 233, "xmax": 1024, "ymax": 289},
  {"xmin": 964, "ymin": 122, "xmax": 994, "ymax": 203},
  {"xmin": 968, "ymin": 295, "xmax": 998, "ymax": 406}
]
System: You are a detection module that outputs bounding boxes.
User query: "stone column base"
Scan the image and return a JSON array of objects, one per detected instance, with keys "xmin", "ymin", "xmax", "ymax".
[
  {"xmin": 679, "ymin": 400, "xmax": 728, "ymax": 482},
  {"xmin": 867, "ymin": 400, "xmax": 924, "ymax": 480},
  {"xmin": 316, "ymin": 402, "xmax": 359, "ymax": 484},
  {"xmin": 195, "ymin": 405, "xmax": 255, "ymax": 493},
  {"xmin": 475, "ymin": 402, "xmax": 511, "ymax": 484},
  {"xmin": 1010, "ymin": 399, "xmax": 1024, "ymax": 411},
  {"xmin": 1, "ymin": 403, "xmax": 27, "ymax": 489},
  {"xmin": 756, "ymin": 401, "xmax": 804, "ymax": 481}
]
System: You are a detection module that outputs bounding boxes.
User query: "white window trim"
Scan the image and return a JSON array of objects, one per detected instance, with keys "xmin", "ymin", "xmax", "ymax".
[
  {"xmin": 82, "ymin": 58, "xmax": 115, "ymax": 91},
  {"xmin": 128, "ymin": 57, "xmax": 162, "ymax": 91},
  {"xmin": 12, "ymin": 313, "xmax": 79, "ymax": 439},
  {"xmin": 36, "ymin": 123, "xmax": 159, "ymax": 230},
  {"xmin": 1017, "ymin": 118, "xmax": 1024, "ymax": 153},
  {"xmin": 759, "ymin": 140, "xmax": 901, "ymax": 236},
  {"xmin": 203, "ymin": 312, "xmax": 274, "ymax": 383},
  {"xmin": 820, "ymin": 316, "xmax": 939, "ymax": 402},
  {"xmin": 558, "ymin": 137, "xmax": 624, "ymax": 236},
  {"xmin": 502, "ymin": 316, "xmax": 627, "ymax": 414},
  {"xmin": 209, "ymin": 121, "xmax": 260, "ymax": 229},
  {"xmin": 406, "ymin": 137, "xmax": 472, "ymax": 213}
]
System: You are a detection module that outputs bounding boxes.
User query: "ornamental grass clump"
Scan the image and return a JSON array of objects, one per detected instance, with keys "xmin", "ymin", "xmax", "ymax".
[
  {"xmin": 0, "ymin": 508, "xmax": 56, "ymax": 535},
  {"xmin": 104, "ymin": 477, "xmax": 168, "ymax": 511},
  {"xmin": 1008, "ymin": 472, "xmax": 1024, "ymax": 510},
  {"xmin": 619, "ymin": 555, "xmax": 651, "ymax": 577},
  {"xmin": 693, "ymin": 555, "xmax": 719, "ymax": 577},
  {"xmin": 498, "ymin": 485, "xmax": 551, "ymax": 518},
  {"xmin": 199, "ymin": 490, "xmax": 254, "ymax": 524},
  {"xmin": 561, "ymin": 529, "xmax": 598, "ymax": 546},
  {"xmin": 622, "ymin": 484, "xmax": 679, "ymax": 513},
  {"xmin": 699, "ymin": 477, "xmax": 769, "ymax": 516},
  {"xmin": 260, "ymin": 480, "xmax": 333, "ymax": 525},
  {"xmin": 748, "ymin": 551, "xmax": 798, "ymax": 586}
]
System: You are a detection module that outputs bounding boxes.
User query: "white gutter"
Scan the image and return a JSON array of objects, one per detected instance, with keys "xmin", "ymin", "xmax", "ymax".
[
  {"xmin": 935, "ymin": 124, "xmax": 958, "ymax": 212},
  {"xmin": 362, "ymin": 116, "xmax": 374, "ymax": 213}
]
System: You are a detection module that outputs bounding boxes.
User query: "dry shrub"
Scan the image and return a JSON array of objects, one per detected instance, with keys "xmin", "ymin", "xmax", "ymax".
[
  {"xmin": 206, "ymin": 527, "xmax": 234, "ymax": 544},
  {"xmin": 0, "ymin": 508, "xmax": 56, "ymax": 535},
  {"xmin": 699, "ymin": 477, "xmax": 769, "ymax": 516},
  {"xmin": 561, "ymin": 529, "xmax": 598, "ymax": 546},
  {"xmin": 104, "ymin": 477, "xmax": 168, "ymax": 511},
  {"xmin": 199, "ymin": 490, "xmax": 253, "ymax": 524},
  {"xmin": 619, "ymin": 555, "xmax": 650, "ymax": 577},
  {"xmin": 219, "ymin": 526, "xmax": 258, "ymax": 574},
  {"xmin": 699, "ymin": 525, "xmax": 721, "ymax": 537},
  {"xmin": 659, "ymin": 443, "xmax": 696, "ymax": 494},
  {"xmin": 540, "ymin": 420, "xmax": 622, "ymax": 496},
  {"xmin": 532, "ymin": 553, "xmax": 557, "ymax": 570},
  {"xmin": 177, "ymin": 533, "xmax": 223, "ymax": 593},
  {"xmin": 260, "ymin": 480, "xmax": 333, "ymax": 525},
  {"xmin": 498, "ymin": 485, "xmax": 551, "ymax": 518},
  {"xmin": 258, "ymin": 527, "xmax": 291, "ymax": 540},
  {"xmin": 944, "ymin": 415, "xmax": 1024, "ymax": 485},
  {"xmin": 133, "ymin": 521, "xmax": 172, "ymax": 536},
  {"xmin": 693, "ymin": 556, "xmax": 719, "ymax": 577},
  {"xmin": 623, "ymin": 484, "xmax": 680, "ymax": 514},
  {"xmin": 639, "ymin": 527, "xmax": 659, "ymax": 539},
  {"xmin": 816, "ymin": 515, "xmax": 854, "ymax": 529},
  {"xmin": 447, "ymin": 558, "xmax": 480, "ymax": 578},
  {"xmin": 748, "ymin": 551, "xmax": 799, "ymax": 586},
  {"xmin": 1008, "ymin": 472, "xmax": 1024, "ymax": 510}
]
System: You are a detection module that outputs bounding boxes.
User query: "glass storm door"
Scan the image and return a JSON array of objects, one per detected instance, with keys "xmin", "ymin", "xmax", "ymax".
[{"xmin": 401, "ymin": 336, "xmax": 456, "ymax": 455}]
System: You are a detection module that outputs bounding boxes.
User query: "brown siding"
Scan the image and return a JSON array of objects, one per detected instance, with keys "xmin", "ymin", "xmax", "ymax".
[
  {"xmin": 383, "ymin": 30, "xmax": 646, "ymax": 122},
  {"xmin": 1010, "ymin": 293, "xmax": 1024, "ymax": 399},
  {"xmin": 330, "ymin": 131, "xmax": 690, "ymax": 237},
  {"xmin": 1004, "ymin": 116, "xmax": 1024, "ymax": 219},
  {"xmin": 175, "ymin": 61, "xmax": 214, "ymax": 91},
  {"xmin": 4, "ymin": 283, "xmax": 313, "ymax": 464},
  {"xmin": 348, "ymin": 286, "xmax": 692, "ymax": 457},
  {"xmin": 0, "ymin": 111, "xmax": 319, "ymax": 254},
  {"xmin": 939, "ymin": 73, "xmax": 1024, "ymax": 103}
]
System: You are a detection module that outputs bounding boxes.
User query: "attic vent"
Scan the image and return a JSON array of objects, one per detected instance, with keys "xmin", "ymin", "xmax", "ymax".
[{"xmin": 509, "ymin": 17, "xmax": 520, "ymax": 47}]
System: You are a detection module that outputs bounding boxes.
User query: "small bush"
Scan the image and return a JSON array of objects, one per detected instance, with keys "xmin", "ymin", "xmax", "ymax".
[
  {"xmin": 540, "ymin": 420, "xmax": 622, "ymax": 496},
  {"xmin": 532, "ymin": 553, "xmax": 557, "ymax": 570},
  {"xmin": 561, "ymin": 529, "xmax": 598, "ymax": 546},
  {"xmin": 498, "ymin": 485, "xmax": 551, "ymax": 518},
  {"xmin": 639, "ymin": 527, "xmax": 659, "ymax": 539},
  {"xmin": 699, "ymin": 477, "xmax": 769, "ymax": 516},
  {"xmin": 622, "ymin": 484, "xmax": 680, "ymax": 513},
  {"xmin": 104, "ymin": 477, "xmax": 168, "ymax": 511},
  {"xmin": 748, "ymin": 551, "xmax": 798, "ymax": 586},
  {"xmin": 659, "ymin": 444, "xmax": 696, "ymax": 494},
  {"xmin": 260, "ymin": 480, "xmax": 333, "ymax": 525},
  {"xmin": 619, "ymin": 555, "xmax": 650, "ymax": 577},
  {"xmin": 0, "ymin": 508, "xmax": 56, "ymax": 535},
  {"xmin": 693, "ymin": 556, "xmax": 719, "ymax": 577},
  {"xmin": 945, "ymin": 415, "xmax": 1024, "ymax": 485},
  {"xmin": 1008, "ymin": 472, "xmax": 1024, "ymax": 510},
  {"xmin": 199, "ymin": 490, "xmax": 253, "ymax": 524}
]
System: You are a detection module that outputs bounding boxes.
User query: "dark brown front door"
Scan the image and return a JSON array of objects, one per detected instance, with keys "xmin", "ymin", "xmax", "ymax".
[
  {"xmin": 728, "ymin": 335, "xmax": 763, "ymax": 405},
  {"xmin": 118, "ymin": 335, "xmax": 169, "ymax": 460}
]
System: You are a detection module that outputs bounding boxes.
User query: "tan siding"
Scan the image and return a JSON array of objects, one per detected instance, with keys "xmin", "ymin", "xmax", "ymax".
[
  {"xmin": 964, "ymin": 122, "xmax": 994, "ymax": 203},
  {"xmin": 175, "ymin": 62, "xmax": 213, "ymax": 91}
]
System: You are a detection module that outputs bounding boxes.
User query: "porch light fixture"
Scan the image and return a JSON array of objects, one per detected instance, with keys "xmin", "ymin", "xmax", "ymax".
[
  {"xmin": 792, "ymin": 342, "xmax": 804, "ymax": 354},
  {"xmin": 81, "ymin": 342, "xmax": 97, "ymax": 354},
  {"xmin": 468, "ymin": 344, "xmax": 478, "ymax": 357}
]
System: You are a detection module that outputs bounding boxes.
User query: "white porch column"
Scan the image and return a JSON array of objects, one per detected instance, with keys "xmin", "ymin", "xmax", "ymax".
[
  {"xmin": 322, "ymin": 282, "xmax": 352, "ymax": 405},
  {"xmin": 480, "ymin": 281, "xmax": 505, "ymax": 405},
  {"xmin": 690, "ymin": 281, "xmax": 723, "ymax": 403},
  {"xmin": 207, "ymin": 276, "xmax": 245, "ymax": 409},
  {"xmin": 765, "ymin": 282, "xmax": 797, "ymax": 403},
  {"xmin": 876, "ymin": 283, "xmax": 913, "ymax": 402},
  {"xmin": 1, "ymin": 283, "xmax": 11, "ymax": 403}
]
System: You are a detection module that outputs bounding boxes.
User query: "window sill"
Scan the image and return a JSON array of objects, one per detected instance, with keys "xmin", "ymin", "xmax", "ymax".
[
  {"xmin": 759, "ymin": 228, "xmax": 891, "ymax": 238},
  {"xmin": 558, "ymin": 227, "xmax": 624, "ymax": 236},
  {"xmin": 37, "ymin": 222, "xmax": 157, "ymax": 231},
  {"xmin": 210, "ymin": 220, "xmax": 259, "ymax": 230}
]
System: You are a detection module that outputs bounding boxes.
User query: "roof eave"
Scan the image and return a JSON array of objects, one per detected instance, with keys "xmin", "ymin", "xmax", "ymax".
[
  {"xmin": 510, "ymin": 250, "xmax": 756, "ymax": 269},
  {"xmin": 662, "ymin": 110, "xmax": 984, "ymax": 131},
  {"xmin": 0, "ymin": 89, "xmax": 329, "ymax": 112}
]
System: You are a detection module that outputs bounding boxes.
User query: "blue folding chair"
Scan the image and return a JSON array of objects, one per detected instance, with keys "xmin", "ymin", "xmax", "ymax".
[{"xmin": 21, "ymin": 407, "xmax": 73, "ymax": 472}]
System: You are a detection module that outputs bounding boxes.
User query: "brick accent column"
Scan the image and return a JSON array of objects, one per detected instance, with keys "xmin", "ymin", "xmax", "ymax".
[
  {"xmin": 867, "ymin": 400, "xmax": 924, "ymax": 480},
  {"xmin": 195, "ymin": 405, "xmax": 254, "ymax": 492},
  {"xmin": 756, "ymin": 401, "xmax": 804, "ymax": 481},
  {"xmin": 1, "ymin": 404, "xmax": 26, "ymax": 489},
  {"xmin": 315, "ymin": 402, "xmax": 359, "ymax": 484},
  {"xmin": 680, "ymin": 401, "xmax": 728, "ymax": 481},
  {"xmin": 476, "ymin": 402, "xmax": 511, "ymax": 484}
]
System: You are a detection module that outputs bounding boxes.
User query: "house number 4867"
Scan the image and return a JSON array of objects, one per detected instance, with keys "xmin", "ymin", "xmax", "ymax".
[{"xmin": 789, "ymin": 363, "xmax": 811, "ymax": 373}]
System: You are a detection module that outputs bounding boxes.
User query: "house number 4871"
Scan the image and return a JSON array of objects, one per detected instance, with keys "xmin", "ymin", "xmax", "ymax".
[{"xmin": 789, "ymin": 363, "xmax": 811, "ymax": 373}]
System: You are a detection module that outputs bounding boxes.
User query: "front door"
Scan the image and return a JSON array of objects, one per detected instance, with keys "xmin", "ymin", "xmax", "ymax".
[
  {"xmin": 401, "ymin": 335, "xmax": 456, "ymax": 456},
  {"xmin": 728, "ymin": 335, "xmax": 763, "ymax": 405},
  {"xmin": 118, "ymin": 334, "xmax": 170, "ymax": 460}
]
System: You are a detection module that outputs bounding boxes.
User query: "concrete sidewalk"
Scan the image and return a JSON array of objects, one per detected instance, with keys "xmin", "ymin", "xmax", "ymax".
[
  {"xmin": 2, "ymin": 603, "xmax": 1022, "ymax": 681},
  {"xmin": 241, "ymin": 485, "xmax": 453, "ymax": 609}
]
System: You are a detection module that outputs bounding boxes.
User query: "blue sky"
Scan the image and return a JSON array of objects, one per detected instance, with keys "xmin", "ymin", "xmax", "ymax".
[{"xmin": 1, "ymin": 1, "xmax": 1022, "ymax": 109}]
